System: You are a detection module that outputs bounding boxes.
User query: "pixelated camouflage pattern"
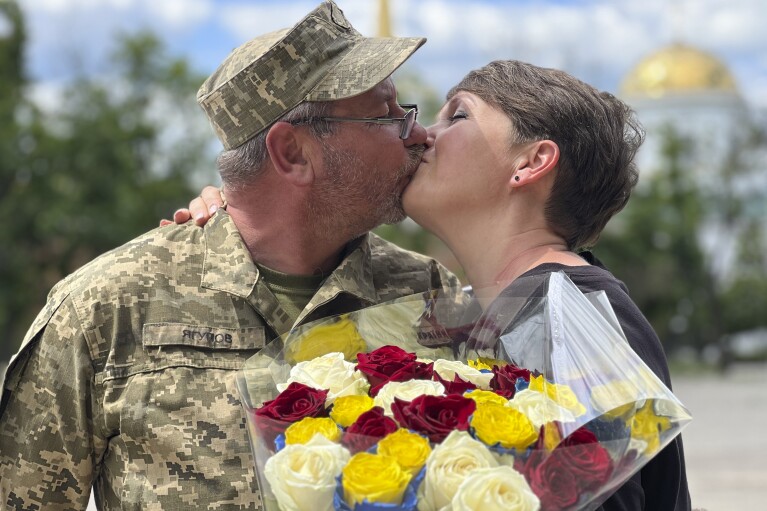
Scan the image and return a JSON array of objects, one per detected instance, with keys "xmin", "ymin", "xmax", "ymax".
[
  {"xmin": 0, "ymin": 211, "xmax": 459, "ymax": 510},
  {"xmin": 197, "ymin": 0, "xmax": 425, "ymax": 150}
]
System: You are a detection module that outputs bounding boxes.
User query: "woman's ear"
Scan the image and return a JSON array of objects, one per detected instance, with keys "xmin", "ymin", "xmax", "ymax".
[
  {"xmin": 265, "ymin": 122, "xmax": 315, "ymax": 186},
  {"xmin": 510, "ymin": 140, "xmax": 559, "ymax": 188}
]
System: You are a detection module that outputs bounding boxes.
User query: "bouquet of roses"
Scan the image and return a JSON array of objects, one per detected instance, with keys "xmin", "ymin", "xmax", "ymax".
[{"xmin": 236, "ymin": 274, "xmax": 691, "ymax": 511}]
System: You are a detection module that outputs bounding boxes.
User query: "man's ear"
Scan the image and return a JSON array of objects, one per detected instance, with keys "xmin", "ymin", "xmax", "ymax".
[
  {"xmin": 265, "ymin": 122, "xmax": 315, "ymax": 186},
  {"xmin": 510, "ymin": 140, "xmax": 559, "ymax": 188}
]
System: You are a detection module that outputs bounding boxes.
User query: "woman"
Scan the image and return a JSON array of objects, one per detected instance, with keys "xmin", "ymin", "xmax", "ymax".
[
  {"xmin": 408, "ymin": 62, "xmax": 690, "ymax": 511},
  {"xmin": 176, "ymin": 60, "xmax": 690, "ymax": 511}
]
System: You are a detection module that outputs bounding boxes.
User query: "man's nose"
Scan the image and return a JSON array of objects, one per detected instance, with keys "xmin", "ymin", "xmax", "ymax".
[{"xmin": 403, "ymin": 120, "xmax": 427, "ymax": 146}]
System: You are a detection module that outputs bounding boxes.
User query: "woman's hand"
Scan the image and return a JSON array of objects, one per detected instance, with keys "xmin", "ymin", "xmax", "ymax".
[{"xmin": 160, "ymin": 186, "xmax": 226, "ymax": 227}]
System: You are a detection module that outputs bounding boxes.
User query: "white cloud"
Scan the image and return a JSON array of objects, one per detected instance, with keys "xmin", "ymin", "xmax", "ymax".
[
  {"xmin": 22, "ymin": 0, "xmax": 137, "ymax": 12},
  {"xmin": 216, "ymin": 1, "xmax": 380, "ymax": 46},
  {"xmin": 16, "ymin": 0, "xmax": 767, "ymax": 110},
  {"xmin": 146, "ymin": 0, "xmax": 213, "ymax": 31},
  {"xmin": 18, "ymin": 0, "xmax": 215, "ymax": 83},
  {"xmin": 217, "ymin": 3, "xmax": 316, "ymax": 44},
  {"xmin": 704, "ymin": 6, "xmax": 766, "ymax": 51},
  {"xmin": 398, "ymin": 0, "xmax": 767, "ymax": 108}
]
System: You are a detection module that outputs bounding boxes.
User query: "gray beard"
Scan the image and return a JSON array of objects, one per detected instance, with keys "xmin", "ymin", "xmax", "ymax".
[{"xmin": 307, "ymin": 145, "xmax": 424, "ymax": 241}]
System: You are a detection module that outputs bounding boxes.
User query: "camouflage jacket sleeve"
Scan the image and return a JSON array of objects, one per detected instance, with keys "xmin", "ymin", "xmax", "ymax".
[{"xmin": 0, "ymin": 282, "xmax": 103, "ymax": 510}]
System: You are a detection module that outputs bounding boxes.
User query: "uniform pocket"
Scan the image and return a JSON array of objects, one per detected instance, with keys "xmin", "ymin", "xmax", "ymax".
[{"xmin": 100, "ymin": 323, "xmax": 266, "ymax": 383}]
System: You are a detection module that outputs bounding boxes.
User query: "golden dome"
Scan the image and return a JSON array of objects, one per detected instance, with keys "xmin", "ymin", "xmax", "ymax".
[{"xmin": 620, "ymin": 43, "xmax": 738, "ymax": 98}]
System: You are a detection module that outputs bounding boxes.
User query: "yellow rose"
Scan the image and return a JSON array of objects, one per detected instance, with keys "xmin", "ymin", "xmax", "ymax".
[
  {"xmin": 377, "ymin": 429, "xmax": 431, "ymax": 476},
  {"xmin": 630, "ymin": 400, "xmax": 672, "ymax": 455},
  {"xmin": 590, "ymin": 380, "xmax": 642, "ymax": 419},
  {"xmin": 465, "ymin": 389, "xmax": 509, "ymax": 407},
  {"xmin": 629, "ymin": 366, "xmax": 668, "ymax": 395},
  {"xmin": 542, "ymin": 421, "xmax": 562, "ymax": 452},
  {"xmin": 468, "ymin": 357, "xmax": 507, "ymax": 371},
  {"xmin": 528, "ymin": 375, "xmax": 586, "ymax": 417},
  {"xmin": 342, "ymin": 452, "xmax": 412, "ymax": 506},
  {"xmin": 285, "ymin": 417, "xmax": 341, "ymax": 445},
  {"xmin": 285, "ymin": 315, "xmax": 368, "ymax": 363},
  {"xmin": 471, "ymin": 402, "xmax": 538, "ymax": 451},
  {"xmin": 330, "ymin": 395, "xmax": 375, "ymax": 428}
]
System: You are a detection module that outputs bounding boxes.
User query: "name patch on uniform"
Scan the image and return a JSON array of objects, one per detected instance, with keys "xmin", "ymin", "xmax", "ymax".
[
  {"xmin": 143, "ymin": 323, "xmax": 265, "ymax": 350},
  {"xmin": 182, "ymin": 329, "xmax": 233, "ymax": 345}
]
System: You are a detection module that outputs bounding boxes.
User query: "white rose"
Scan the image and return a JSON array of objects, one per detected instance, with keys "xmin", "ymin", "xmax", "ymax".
[
  {"xmin": 373, "ymin": 379, "xmax": 445, "ymax": 416},
  {"xmin": 417, "ymin": 431, "xmax": 499, "ymax": 511},
  {"xmin": 448, "ymin": 466, "xmax": 540, "ymax": 511},
  {"xmin": 264, "ymin": 435, "xmax": 351, "ymax": 511},
  {"xmin": 433, "ymin": 359, "xmax": 493, "ymax": 389},
  {"xmin": 278, "ymin": 352, "xmax": 369, "ymax": 405},
  {"xmin": 506, "ymin": 389, "xmax": 576, "ymax": 429}
]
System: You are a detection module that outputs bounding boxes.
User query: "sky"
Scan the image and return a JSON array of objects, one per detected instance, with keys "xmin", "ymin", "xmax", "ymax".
[{"xmin": 9, "ymin": 0, "xmax": 767, "ymax": 116}]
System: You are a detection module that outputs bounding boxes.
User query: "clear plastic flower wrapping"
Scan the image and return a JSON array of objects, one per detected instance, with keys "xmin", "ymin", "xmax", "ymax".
[{"xmin": 237, "ymin": 271, "xmax": 692, "ymax": 511}]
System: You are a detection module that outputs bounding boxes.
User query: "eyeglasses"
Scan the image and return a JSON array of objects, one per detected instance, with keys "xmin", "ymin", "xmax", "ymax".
[{"xmin": 289, "ymin": 104, "xmax": 419, "ymax": 140}]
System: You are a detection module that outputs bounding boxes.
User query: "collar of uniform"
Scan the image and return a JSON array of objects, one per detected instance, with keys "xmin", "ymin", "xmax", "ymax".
[
  {"xmin": 200, "ymin": 211, "xmax": 259, "ymax": 297},
  {"xmin": 323, "ymin": 233, "xmax": 377, "ymax": 302},
  {"xmin": 294, "ymin": 233, "xmax": 378, "ymax": 325},
  {"xmin": 200, "ymin": 212, "xmax": 378, "ymax": 304}
]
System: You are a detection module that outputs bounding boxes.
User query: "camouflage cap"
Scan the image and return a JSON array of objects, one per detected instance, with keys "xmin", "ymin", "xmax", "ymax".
[{"xmin": 197, "ymin": 0, "xmax": 426, "ymax": 150}]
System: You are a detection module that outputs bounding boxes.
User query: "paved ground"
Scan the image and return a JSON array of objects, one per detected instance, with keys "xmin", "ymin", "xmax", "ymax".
[
  {"xmin": 674, "ymin": 362, "xmax": 767, "ymax": 511},
  {"xmin": 75, "ymin": 363, "xmax": 760, "ymax": 510}
]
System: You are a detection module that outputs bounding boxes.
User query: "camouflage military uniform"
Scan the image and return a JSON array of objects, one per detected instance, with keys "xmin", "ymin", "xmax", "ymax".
[{"xmin": 0, "ymin": 211, "xmax": 459, "ymax": 510}]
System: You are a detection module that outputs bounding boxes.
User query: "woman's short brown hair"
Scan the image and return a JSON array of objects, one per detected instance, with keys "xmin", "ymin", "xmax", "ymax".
[{"xmin": 448, "ymin": 60, "xmax": 644, "ymax": 251}]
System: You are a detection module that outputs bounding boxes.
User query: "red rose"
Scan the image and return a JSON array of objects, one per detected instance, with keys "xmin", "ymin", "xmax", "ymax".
[
  {"xmin": 561, "ymin": 426, "xmax": 598, "ymax": 446},
  {"xmin": 433, "ymin": 372, "xmax": 477, "ymax": 395},
  {"xmin": 554, "ymin": 441, "xmax": 614, "ymax": 491},
  {"xmin": 253, "ymin": 382, "xmax": 328, "ymax": 445},
  {"xmin": 356, "ymin": 345, "xmax": 416, "ymax": 386},
  {"xmin": 391, "ymin": 394, "xmax": 476, "ymax": 443},
  {"xmin": 343, "ymin": 406, "xmax": 399, "ymax": 453},
  {"xmin": 522, "ymin": 450, "xmax": 580, "ymax": 511},
  {"xmin": 357, "ymin": 346, "xmax": 434, "ymax": 396},
  {"xmin": 490, "ymin": 364, "xmax": 532, "ymax": 398}
]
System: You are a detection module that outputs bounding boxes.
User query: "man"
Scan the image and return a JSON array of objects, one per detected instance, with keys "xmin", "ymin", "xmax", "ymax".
[{"xmin": 0, "ymin": 2, "xmax": 459, "ymax": 509}]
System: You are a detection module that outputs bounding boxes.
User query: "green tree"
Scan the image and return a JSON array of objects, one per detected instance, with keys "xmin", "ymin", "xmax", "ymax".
[
  {"xmin": 596, "ymin": 127, "xmax": 724, "ymax": 357},
  {"xmin": 0, "ymin": 31, "xmax": 216, "ymax": 362},
  {"xmin": 722, "ymin": 220, "xmax": 767, "ymax": 335},
  {"xmin": 0, "ymin": 0, "xmax": 29, "ymax": 365},
  {"xmin": 711, "ymin": 123, "xmax": 767, "ymax": 351}
]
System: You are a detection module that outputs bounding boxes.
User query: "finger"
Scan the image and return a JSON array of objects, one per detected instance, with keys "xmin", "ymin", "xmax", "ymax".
[
  {"xmin": 200, "ymin": 185, "xmax": 226, "ymax": 215},
  {"xmin": 173, "ymin": 208, "xmax": 193, "ymax": 225},
  {"xmin": 188, "ymin": 197, "xmax": 210, "ymax": 226},
  {"xmin": 159, "ymin": 219, "xmax": 173, "ymax": 227}
]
